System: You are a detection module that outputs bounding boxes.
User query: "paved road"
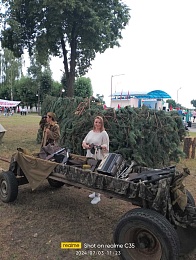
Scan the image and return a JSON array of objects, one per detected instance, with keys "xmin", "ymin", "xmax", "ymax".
[{"xmin": 187, "ymin": 127, "xmax": 196, "ymax": 132}]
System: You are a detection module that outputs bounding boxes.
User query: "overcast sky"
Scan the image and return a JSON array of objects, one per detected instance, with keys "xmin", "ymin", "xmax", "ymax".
[{"xmin": 50, "ymin": 0, "xmax": 196, "ymax": 108}]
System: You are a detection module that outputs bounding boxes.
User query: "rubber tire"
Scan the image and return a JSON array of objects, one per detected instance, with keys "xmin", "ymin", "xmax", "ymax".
[
  {"xmin": 48, "ymin": 178, "xmax": 65, "ymax": 188},
  {"xmin": 176, "ymin": 190, "xmax": 196, "ymax": 255},
  {"xmin": 114, "ymin": 208, "xmax": 180, "ymax": 260},
  {"xmin": 0, "ymin": 171, "xmax": 18, "ymax": 203},
  {"xmin": 186, "ymin": 190, "xmax": 195, "ymax": 206}
]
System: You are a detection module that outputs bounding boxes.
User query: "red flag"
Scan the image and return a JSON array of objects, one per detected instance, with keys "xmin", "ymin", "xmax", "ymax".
[
  {"xmin": 118, "ymin": 104, "xmax": 121, "ymax": 109},
  {"xmin": 103, "ymin": 104, "xmax": 107, "ymax": 110}
]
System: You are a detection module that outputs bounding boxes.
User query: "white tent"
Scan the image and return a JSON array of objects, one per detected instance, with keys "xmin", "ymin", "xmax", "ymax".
[
  {"xmin": 0, "ymin": 124, "xmax": 6, "ymax": 133},
  {"xmin": 0, "ymin": 99, "xmax": 21, "ymax": 107},
  {"xmin": 0, "ymin": 124, "xmax": 6, "ymax": 143}
]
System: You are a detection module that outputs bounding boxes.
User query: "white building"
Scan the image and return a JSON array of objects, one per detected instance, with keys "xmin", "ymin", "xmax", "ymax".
[{"xmin": 110, "ymin": 90, "xmax": 171, "ymax": 110}]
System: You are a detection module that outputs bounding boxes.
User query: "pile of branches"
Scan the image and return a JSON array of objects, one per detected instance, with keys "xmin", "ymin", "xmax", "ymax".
[{"xmin": 39, "ymin": 96, "xmax": 186, "ymax": 168}]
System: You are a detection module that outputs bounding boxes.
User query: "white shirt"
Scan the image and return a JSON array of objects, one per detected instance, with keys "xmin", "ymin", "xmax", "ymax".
[{"xmin": 83, "ymin": 130, "xmax": 109, "ymax": 160}]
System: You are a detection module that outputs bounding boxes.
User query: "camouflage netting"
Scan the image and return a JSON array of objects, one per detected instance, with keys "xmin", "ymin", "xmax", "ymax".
[
  {"xmin": 38, "ymin": 96, "xmax": 186, "ymax": 168},
  {"xmin": 52, "ymin": 164, "xmax": 196, "ymax": 228},
  {"xmin": 10, "ymin": 149, "xmax": 196, "ymax": 228}
]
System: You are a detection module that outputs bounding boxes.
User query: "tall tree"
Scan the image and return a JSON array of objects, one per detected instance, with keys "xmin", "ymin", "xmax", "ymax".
[
  {"xmin": 40, "ymin": 70, "xmax": 53, "ymax": 99},
  {"xmin": 74, "ymin": 77, "xmax": 93, "ymax": 98},
  {"xmin": 14, "ymin": 76, "xmax": 37, "ymax": 107},
  {"xmin": 1, "ymin": 0, "xmax": 130, "ymax": 97},
  {"xmin": 51, "ymin": 80, "xmax": 63, "ymax": 97},
  {"xmin": 27, "ymin": 54, "xmax": 52, "ymax": 112},
  {"xmin": 96, "ymin": 94, "xmax": 105, "ymax": 104},
  {"xmin": 191, "ymin": 100, "xmax": 196, "ymax": 108},
  {"xmin": 0, "ymin": 48, "xmax": 22, "ymax": 100},
  {"xmin": 166, "ymin": 99, "xmax": 177, "ymax": 109}
]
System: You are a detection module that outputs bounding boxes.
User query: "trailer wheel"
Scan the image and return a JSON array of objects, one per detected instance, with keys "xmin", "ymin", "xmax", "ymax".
[
  {"xmin": 114, "ymin": 208, "xmax": 180, "ymax": 260},
  {"xmin": 186, "ymin": 190, "xmax": 195, "ymax": 206},
  {"xmin": 48, "ymin": 178, "xmax": 64, "ymax": 188},
  {"xmin": 0, "ymin": 171, "xmax": 18, "ymax": 202}
]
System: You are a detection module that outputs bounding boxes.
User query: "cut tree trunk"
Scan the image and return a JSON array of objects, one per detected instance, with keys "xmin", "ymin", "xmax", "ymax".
[
  {"xmin": 183, "ymin": 137, "xmax": 193, "ymax": 159},
  {"xmin": 191, "ymin": 137, "xmax": 196, "ymax": 159}
]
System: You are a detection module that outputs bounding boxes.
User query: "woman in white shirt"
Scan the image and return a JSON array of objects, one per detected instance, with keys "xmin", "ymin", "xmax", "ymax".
[{"xmin": 82, "ymin": 116, "xmax": 109, "ymax": 204}]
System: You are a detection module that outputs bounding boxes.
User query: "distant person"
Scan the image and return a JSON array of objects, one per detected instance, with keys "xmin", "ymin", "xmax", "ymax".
[
  {"xmin": 178, "ymin": 108, "xmax": 183, "ymax": 116},
  {"xmin": 192, "ymin": 110, "xmax": 196, "ymax": 122},
  {"xmin": 82, "ymin": 116, "xmax": 109, "ymax": 204},
  {"xmin": 4, "ymin": 107, "xmax": 7, "ymax": 116},
  {"xmin": 20, "ymin": 107, "xmax": 27, "ymax": 115},
  {"xmin": 11, "ymin": 108, "xmax": 14, "ymax": 115}
]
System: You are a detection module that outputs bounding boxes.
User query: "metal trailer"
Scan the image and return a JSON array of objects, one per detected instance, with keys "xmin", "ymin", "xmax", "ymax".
[{"xmin": 0, "ymin": 151, "xmax": 196, "ymax": 260}]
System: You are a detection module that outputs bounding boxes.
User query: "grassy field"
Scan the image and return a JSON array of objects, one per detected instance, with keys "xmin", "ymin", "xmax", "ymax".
[
  {"xmin": 187, "ymin": 131, "xmax": 196, "ymax": 138},
  {"xmin": 0, "ymin": 113, "xmax": 41, "ymax": 169}
]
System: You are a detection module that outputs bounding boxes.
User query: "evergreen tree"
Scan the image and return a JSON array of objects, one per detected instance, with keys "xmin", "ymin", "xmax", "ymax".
[
  {"xmin": 74, "ymin": 77, "xmax": 93, "ymax": 98},
  {"xmin": 191, "ymin": 100, "xmax": 196, "ymax": 108},
  {"xmin": 39, "ymin": 96, "xmax": 186, "ymax": 168}
]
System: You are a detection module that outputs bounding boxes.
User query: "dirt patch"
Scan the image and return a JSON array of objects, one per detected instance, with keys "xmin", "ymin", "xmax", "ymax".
[
  {"xmin": 0, "ymin": 181, "xmax": 134, "ymax": 260},
  {"xmin": 0, "ymin": 178, "xmax": 196, "ymax": 260}
]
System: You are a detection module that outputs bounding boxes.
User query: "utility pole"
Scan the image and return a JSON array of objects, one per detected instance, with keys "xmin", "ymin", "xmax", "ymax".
[
  {"xmin": 110, "ymin": 74, "xmax": 125, "ymax": 104},
  {"xmin": 177, "ymin": 87, "xmax": 182, "ymax": 103}
]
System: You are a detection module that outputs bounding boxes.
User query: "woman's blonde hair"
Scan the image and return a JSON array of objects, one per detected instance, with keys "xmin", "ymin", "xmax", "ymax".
[{"xmin": 93, "ymin": 116, "xmax": 105, "ymax": 132}]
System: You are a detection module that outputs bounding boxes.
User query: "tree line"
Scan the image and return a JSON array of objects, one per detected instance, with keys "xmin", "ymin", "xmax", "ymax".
[
  {"xmin": 0, "ymin": 48, "xmax": 99, "ymax": 108},
  {"xmin": 1, "ymin": 0, "xmax": 130, "ymax": 100},
  {"xmin": 166, "ymin": 99, "xmax": 196, "ymax": 110}
]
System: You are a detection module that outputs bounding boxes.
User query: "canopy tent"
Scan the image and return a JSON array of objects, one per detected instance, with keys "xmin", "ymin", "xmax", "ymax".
[
  {"xmin": 0, "ymin": 99, "xmax": 21, "ymax": 107},
  {"xmin": 0, "ymin": 124, "xmax": 6, "ymax": 133}
]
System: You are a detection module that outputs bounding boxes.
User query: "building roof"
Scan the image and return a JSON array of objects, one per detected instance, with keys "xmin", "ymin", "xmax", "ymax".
[
  {"xmin": 147, "ymin": 90, "xmax": 171, "ymax": 98},
  {"xmin": 112, "ymin": 90, "xmax": 171, "ymax": 99}
]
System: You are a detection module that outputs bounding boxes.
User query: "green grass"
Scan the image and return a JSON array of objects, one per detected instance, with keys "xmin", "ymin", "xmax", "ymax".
[
  {"xmin": 0, "ymin": 113, "xmax": 41, "ymax": 169},
  {"xmin": 188, "ymin": 132, "xmax": 196, "ymax": 137}
]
